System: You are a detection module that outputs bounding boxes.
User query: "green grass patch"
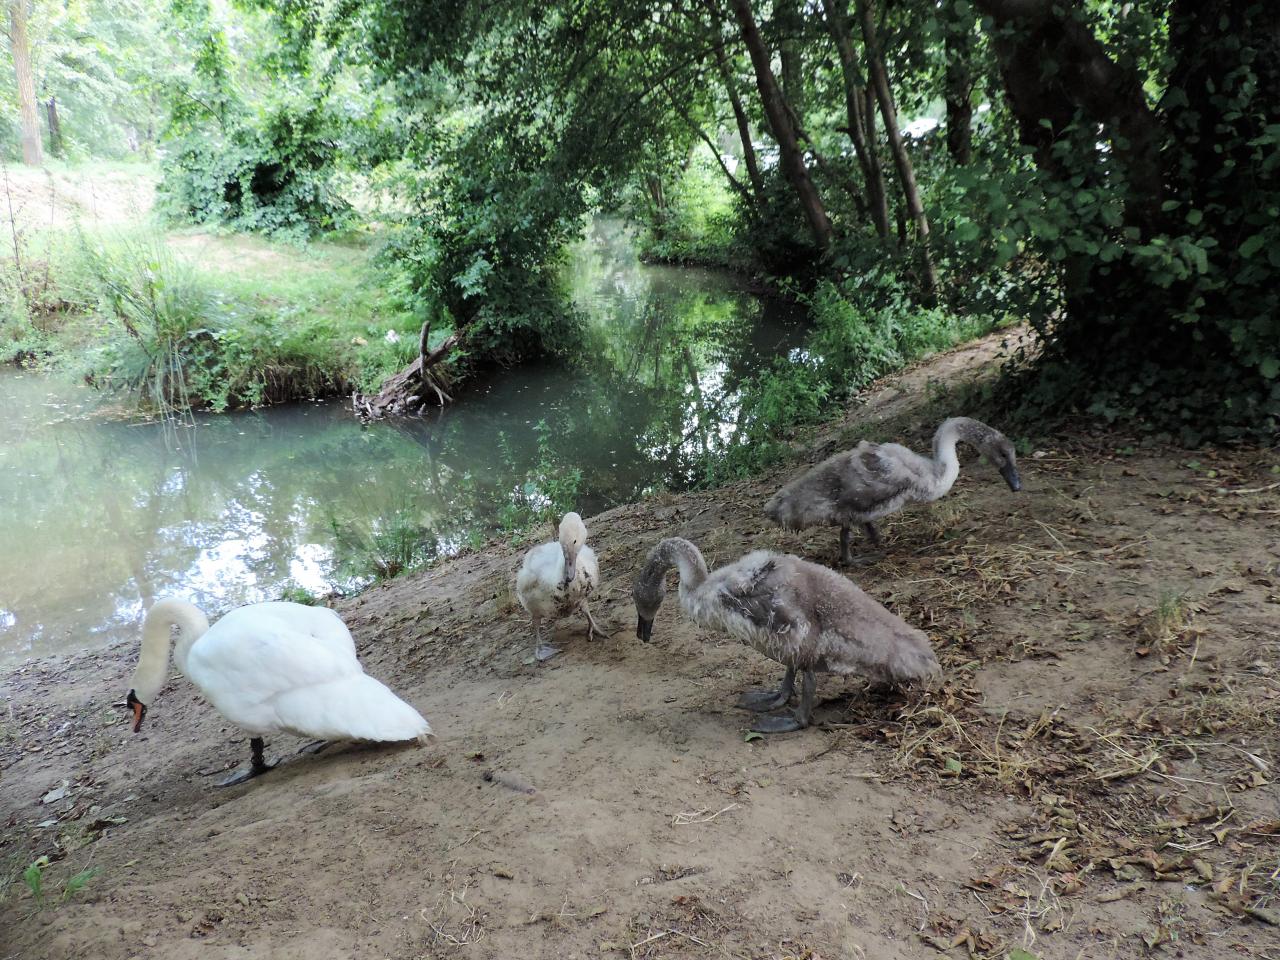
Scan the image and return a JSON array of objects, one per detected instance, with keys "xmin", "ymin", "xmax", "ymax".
[{"xmin": 1, "ymin": 224, "xmax": 424, "ymax": 413}]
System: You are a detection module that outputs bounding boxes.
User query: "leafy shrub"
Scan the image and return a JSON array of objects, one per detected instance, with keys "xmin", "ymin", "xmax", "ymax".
[
  {"xmin": 158, "ymin": 97, "xmax": 351, "ymax": 240},
  {"xmin": 328, "ymin": 505, "xmax": 436, "ymax": 583},
  {"xmin": 703, "ymin": 277, "xmax": 998, "ymax": 482},
  {"xmin": 157, "ymin": 0, "xmax": 349, "ymax": 239}
]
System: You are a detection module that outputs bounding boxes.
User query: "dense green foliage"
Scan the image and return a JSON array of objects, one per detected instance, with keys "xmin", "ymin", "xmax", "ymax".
[
  {"xmin": 6, "ymin": 0, "xmax": 1279, "ymax": 440},
  {"xmin": 153, "ymin": 0, "xmax": 350, "ymax": 237},
  {"xmin": 702, "ymin": 276, "xmax": 999, "ymax": 482},
  {"xmin": 1, "ymin": 0, "xmax": 173, "ymax": 159}
]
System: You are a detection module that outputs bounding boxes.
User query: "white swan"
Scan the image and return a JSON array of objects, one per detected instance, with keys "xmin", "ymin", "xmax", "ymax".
[
  {"xmin": 764, "ymin": 417, "xmax": 1022, "ymax": 565},
  {"xmin": 515, "ymin": 512, "xmax": 604, "ymax": 662},
  {"xmin": 126, "ymin": 598, "xmax": 432, "ymax": 786},
  {"xmin": 631, "ymin": 538, "xmax": 940, "ymax": 733}
]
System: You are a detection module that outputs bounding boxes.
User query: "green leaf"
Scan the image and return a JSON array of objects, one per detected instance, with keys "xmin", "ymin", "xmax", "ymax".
[
  {"xmin": 744, "ymin": 731, "xmax": 764, "ymax": 742},
  {"xmin": 23, "ymin": 856, "xmax": 48, "ymax": 905},
  {"xmin": 1008, "ymin": 950, "xmax": 1040, "ymax": 960},
  {"xmin": 1239, "ymin": 234, "xmax": 1265, "ymax": 258},
  {"xmin": 62, "ymin": 867, "xmax": 101, "ymax": 901},
  {"xmin": 1185, "ymin": 209, "xmax": 1203, "ymax": 226},
  {"xmin": 944, "ymin": 757, "xmax": 963, "ymax": 774}
]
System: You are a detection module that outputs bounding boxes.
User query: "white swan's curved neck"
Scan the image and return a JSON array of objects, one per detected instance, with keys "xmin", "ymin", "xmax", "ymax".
[{"xmin": 131, "ymin": 599, "xmax": 210, "ymax": 705}]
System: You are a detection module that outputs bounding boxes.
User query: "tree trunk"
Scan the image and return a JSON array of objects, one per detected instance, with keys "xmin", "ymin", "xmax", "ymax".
[
  {"xmin": 973, "ymin": 0, "xmax": 1163, "ymax": 229},
  {"xmin": 714, "ymin": 50, "xmax": 765, "ymax": 202},
  {"xmin": 45, "ymin": 97, "xmax": 63, "ymax": 157},
  {"xmin": 8, "ymin": 1, "xmax": 43, "ymax": 166},
  {"xmin": 820, "ymin": 0, "xmax": 891, "ymax": 240},
  {"xmin": 863, "ymin": 84, "xmax": 891, "ymax": 234},
  {"xmin": 775, "ymin": 0, "xmax": 804, "ymax": 126},
  {"xmin": 942, "ymin": 0, "xmax": 974, "ymax": 165},
  {"xmin": 857, "ymin": 0, "xmax": 937, "ymax": 295},
  {"xmin": 727, "ymin": 0, "xmax": 833, "ymax": 252}
]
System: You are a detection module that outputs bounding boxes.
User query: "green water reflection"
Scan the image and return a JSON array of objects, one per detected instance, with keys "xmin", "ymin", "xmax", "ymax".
[{"xmin": 0, "ymin": 220, "xmax": 804, "ymax": 664}]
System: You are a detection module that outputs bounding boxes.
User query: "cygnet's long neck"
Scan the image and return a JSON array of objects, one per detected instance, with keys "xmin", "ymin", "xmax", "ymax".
[
  {"xmin": 929, "ymin": 418, "xmax": 968, "ymax": 495},
  {"xmin": 666, "ymin": 538, "xmax": 710, "ymax": 594},
  {"xmin": 642, "ymin": 537, "xmax": 710, "ymax": 596},
  {"xmin": 130, "ymin": 599, "xmax": 210, "ymax": 704}
]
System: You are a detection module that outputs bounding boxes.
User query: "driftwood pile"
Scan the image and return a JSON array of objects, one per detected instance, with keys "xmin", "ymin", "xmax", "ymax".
[{"xmin": 352, "ymin": 320, "xmax": 463, "ymax": 421}]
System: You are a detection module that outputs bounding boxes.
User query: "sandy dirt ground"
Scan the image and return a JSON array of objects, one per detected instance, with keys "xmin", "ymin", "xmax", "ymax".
[{"xmin": 2, "ymin": 333, "xmax": 1278, "ymax": 960}]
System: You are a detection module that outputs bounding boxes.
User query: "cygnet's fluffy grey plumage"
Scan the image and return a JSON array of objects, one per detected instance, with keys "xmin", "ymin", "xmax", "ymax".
[
  {"xmin": 631, "ymin": 537, "xmax": 940, "ymax": 733},
  {"xmin": 764, "ymin": 417, "xmax": 1021, "ymax": 565}
]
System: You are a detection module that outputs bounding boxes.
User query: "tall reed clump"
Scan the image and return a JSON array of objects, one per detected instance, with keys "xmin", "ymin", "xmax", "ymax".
[
  {"xmin": 72, "ymin": 232, "xmax": 349, "ymax": 413},
  {"xmin": 73, "ymin": 234, "xmax": 212, "ymax": 414}
]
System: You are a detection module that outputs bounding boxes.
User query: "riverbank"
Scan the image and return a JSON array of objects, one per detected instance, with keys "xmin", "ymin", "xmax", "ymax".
[
  {"xmin": 3, "ymin": 330, "xmax": 1278, "ymax": 958},
  {"xmin": 0, "ymin": 162, "xmax": 421, "ymax": 410}
]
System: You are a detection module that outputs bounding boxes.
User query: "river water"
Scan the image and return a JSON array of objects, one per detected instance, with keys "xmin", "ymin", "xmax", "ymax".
[{"xmin": 0, "ymin": 221, "xmax": 805, "ymax": 666}]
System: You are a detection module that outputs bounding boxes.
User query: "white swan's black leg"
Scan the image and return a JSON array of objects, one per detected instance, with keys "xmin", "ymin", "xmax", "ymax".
[
  {"xmin": 216, "ymin": 737, "xmax": 276, "ymax": 787},
  {"xmin": 738, "ymin": 665, "xmax": 796, "ymax": 711},
  {"xmin": 532, "ymin": 614, "xmax": 560, "ymax": 662},
  {"xmin": 750, "ymin": 670, "xmax": 816, "ymax": 734}
]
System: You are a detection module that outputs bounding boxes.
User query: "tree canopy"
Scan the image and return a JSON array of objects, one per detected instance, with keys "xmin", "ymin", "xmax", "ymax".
[{"xmin": 6, "ymin": 0, "xmax": 1278, "ymax": 440}]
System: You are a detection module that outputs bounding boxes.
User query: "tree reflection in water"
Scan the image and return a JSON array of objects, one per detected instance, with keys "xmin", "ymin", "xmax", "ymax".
[{"xmin": 0, "ymin": 220, "xmax": 804, "ymax": 664}]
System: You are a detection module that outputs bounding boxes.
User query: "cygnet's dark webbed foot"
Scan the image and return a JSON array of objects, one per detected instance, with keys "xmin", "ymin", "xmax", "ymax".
[
  {"xmin": 297, "ymin": 739, "xmax": 332, "ymax": 756},
  {"xmin": 738, "ymin": 687, "xmax": 791, "ymax": 711},
  {"xmin": 837, "ymin": 553, "xmax": 877, "ymax": 568},
  {"xmin": 738, "ymin": 666, "xmax": 796, "ymax": 712},
  {"xmin": 534, "ymin": 644, "xmax": 562, "ymax": 662},
  {"xmin": 749, "ymin": 713, "xmax": 807, "ymax": 734},
  {"xmin": 749, "ymin": 669, "xmax": 816, "ymax": 734}
]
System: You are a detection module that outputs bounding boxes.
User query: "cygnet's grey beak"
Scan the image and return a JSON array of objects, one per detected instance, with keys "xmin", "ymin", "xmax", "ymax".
[
  {"xmin": 636, "ymin": 616, "xmax": 653, "ymax": 642},
  {"xmin": 562, "ymin": 560, "xmax": 576, "ymax": 586},
  {"xmin": 1001, "ymin": 463, "xmax": 1022, "ymax": 492}
]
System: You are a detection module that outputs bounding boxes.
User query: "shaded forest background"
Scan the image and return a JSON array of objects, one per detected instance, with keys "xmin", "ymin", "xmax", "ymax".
[{"xmin": 3, "ymin": 0, "xmax": 1278, "ymax": 444}]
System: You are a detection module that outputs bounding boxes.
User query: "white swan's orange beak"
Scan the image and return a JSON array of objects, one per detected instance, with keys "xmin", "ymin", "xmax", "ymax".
[{"xmin": 127, "ymin": 690, "xmax": 147, "ymax": 733}]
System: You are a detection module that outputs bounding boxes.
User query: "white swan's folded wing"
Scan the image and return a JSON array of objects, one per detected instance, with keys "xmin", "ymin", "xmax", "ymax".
[
  {"xmin": 273, "ymin": 673, "xmax": 432, "ymax": 742},
  {"xmin": 186, "ymin": 622, "xmax": 430, "ymax": 742}
]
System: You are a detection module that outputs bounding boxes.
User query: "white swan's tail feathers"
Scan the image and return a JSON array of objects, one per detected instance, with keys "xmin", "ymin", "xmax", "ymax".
[{"xmin": 273, "ymin": 674, "xmax": 432, "ymax": 743}]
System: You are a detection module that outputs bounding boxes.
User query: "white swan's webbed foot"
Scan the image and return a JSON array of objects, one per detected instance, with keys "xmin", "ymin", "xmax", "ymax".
[
  {"xmin": 297, "ymin": 739, "xmax": 332, "ymax": 756},
  {"xmin": 738, "ymin": 666, "xmax": 796, "ymax": 712},
  {"xmin": 522, "ymin": 614, "xmax": 561, "ymax": 664},
  {"xmin": 216, "ymin": 737, "xmax": 276, "ymax": 787}
]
